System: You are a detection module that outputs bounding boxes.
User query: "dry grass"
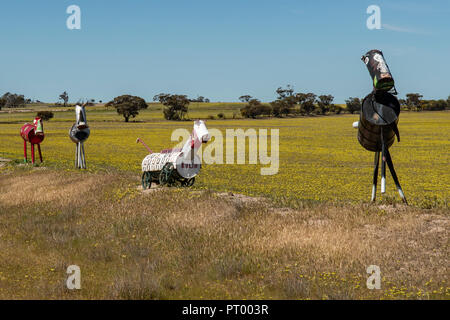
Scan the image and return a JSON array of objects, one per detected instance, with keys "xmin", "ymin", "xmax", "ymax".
[{"xmin": 0, "ymin": 168, "xmax": 448, "ymax": 299}]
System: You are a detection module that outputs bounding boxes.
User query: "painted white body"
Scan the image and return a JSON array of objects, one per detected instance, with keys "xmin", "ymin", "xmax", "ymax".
[
  {"xmin": 142, "ymin": 152, "xmax": 182, "ymax": 172},
  {"xmin": 140, "ymin": 120, "xmax": 210, "ymax": 178}
]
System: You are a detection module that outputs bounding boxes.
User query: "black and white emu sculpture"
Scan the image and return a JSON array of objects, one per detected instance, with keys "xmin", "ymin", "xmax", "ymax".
[
  {"xmin": 69, "ymin": 104, "xmax": 90, "ymax": 169},
  {"xmin": 353, "ymin": 50, "xmax": 408, "ymax": 204}
]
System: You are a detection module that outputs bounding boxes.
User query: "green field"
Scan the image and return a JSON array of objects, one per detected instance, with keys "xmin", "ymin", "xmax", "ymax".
[{"xmin": 1, "ymin": 105, "xmax": 448, "ymax": 207}]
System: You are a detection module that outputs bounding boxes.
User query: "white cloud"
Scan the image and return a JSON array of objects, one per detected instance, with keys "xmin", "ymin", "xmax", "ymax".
[{"xmin": 382, "ymin": 23, "xmax": 430, "ymax": 35}]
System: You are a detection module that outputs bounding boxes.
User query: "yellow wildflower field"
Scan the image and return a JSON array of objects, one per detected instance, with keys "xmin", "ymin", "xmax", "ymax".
[{"xmin": 0, "ymin": 109, "xmax": 448, "ymax": 207}]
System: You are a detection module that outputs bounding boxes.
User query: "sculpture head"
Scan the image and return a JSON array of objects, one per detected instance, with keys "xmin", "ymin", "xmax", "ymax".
[
  {"xmin": 69, "ymin": 104, "xmax": 90, "ymax": 143},
  {"xmin": 75, "ymin": 104, "xmax": 88, "ymax": 129},
  {"xmin": 181, "ymin": 120, "xmax": 210, "ymax": 159},
  {"xmin": 193, "ymin": 120, "xmax": 210, "ymax": 143},
  {"xmin": 33, "ymin": 117, "xmax": 44, "ymax": 136}
]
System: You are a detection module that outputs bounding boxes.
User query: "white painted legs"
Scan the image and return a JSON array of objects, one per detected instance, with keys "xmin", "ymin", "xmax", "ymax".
[{"xmin": 75, "ymin": 142, "xmax": 86, "ymax": 169}]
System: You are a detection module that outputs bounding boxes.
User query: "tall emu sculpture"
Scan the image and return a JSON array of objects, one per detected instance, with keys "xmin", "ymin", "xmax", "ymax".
[
  {"xmin": 353, "ymin": 49, "xmax": 408, "ymax": 204},
  {"xmin": 69, "ymin": 104, "xmax": 90, "ymax": 169}
]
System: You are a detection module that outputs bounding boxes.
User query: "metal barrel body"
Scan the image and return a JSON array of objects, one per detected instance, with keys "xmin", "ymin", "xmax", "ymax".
[
  {"xmin": 358, "ymin": 91, "xmax": 400, "ymax": 152},
  {"xmin": 20, "ymin": 124, "xmax": 45, "ymax": 144},
  {"xmin": 141, "ymin": 152, "xmax": 201, "ymax": 179},
  {"xmin": 69, "ymin": 124, "xmax": 90, "ymax": 143},
  {"xmin": 142, "ymin": 152, "xmax": 182, "ymax": 173}
]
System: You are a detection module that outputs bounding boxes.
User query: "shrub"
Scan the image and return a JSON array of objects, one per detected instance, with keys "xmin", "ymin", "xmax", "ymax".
[
  {"xmin": 423, "ymin": 99, "xmax": 447, "ymax": 111},
  {"xmin": 332, "ymin": 105, "xmax": 343, "ymax": 114},
  {"xmin": 270, "ymin": 100, "xmax": 282, "ymax": 117},
  {"xmin": 270, "ymin": 96, "xmax": 296, "ymax": 117},
  {"xmin": 241, "ymin": 99, "xmax": 264, "ymax": 118},
  {"xmin": 405, "ymin": 93, "xmax": 423, "ymax": 111},
  {"xmin": 345, "ymin": 97, "xmax": 361, "ymax": 114},
  {"xmin": 297, "ymin": 93, "xmax": 316, "ymax": 115},
  {"xmin": 316, "ymin": 95, "xmax": 334, "ymax": 115},
  {"xmin": 37, "ymin": 111, "xmax": 54, "ymax": 121}
]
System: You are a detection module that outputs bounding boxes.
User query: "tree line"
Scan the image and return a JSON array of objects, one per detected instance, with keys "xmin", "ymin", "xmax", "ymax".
[
  {"xmin": 239, "ymin": 86, "xmax": 450, "ymax": 119},
  {"xmin": 1, "ymin": 90, "xmax": 449, "ymax": 123},
  {"xmin": 0, "ymin": 91, "xmax": 101, "ymax": 110},
  {"xmin": 239, "ymin": 85, "xmax": 345, "ymax": 118},
  {"xmin": 0, "ymin": 92, "xmax": 30, "ymax": 109}
]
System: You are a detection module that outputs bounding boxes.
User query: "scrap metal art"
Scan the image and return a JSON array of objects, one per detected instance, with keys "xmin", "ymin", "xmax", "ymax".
[
  {"xmin": 353, "ymin": 49, "xmax": 408, "ymax": 204},
  {"xmin": 20, "ymin": 117, "xmax": 44, "ymax": 164},
  {"xmin": 137, "ymin": 120, "xmax": 210, "ymax": 188},
  {"xmin": 69, "ymin": 104, "xmax": 90, "ymax": 169}
]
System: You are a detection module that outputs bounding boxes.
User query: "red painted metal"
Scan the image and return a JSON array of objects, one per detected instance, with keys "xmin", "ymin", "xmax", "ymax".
[
  {"xmin": 20, "ymin": 117, "xmax": 45, "ymax": 164},
  {"xmin": 37, "ymin": 144, "xmax": 43, "ymax": 162}
]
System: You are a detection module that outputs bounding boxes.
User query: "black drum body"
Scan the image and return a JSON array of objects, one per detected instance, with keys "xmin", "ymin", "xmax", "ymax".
[
  {"xmin": 69, "ymin": 124, "xmax": 90, "ymax": 143},
  {"xmin": 358, "ymin": 91, "xmax": 400, "ymax": 152}
]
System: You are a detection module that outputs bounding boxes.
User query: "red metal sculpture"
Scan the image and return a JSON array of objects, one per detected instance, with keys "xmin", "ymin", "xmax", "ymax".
[{"xmin": 20, "ymin": 117, "xmax": 44, "ymax": 164}]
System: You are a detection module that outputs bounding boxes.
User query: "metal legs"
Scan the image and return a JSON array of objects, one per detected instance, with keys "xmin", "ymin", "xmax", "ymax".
[
  {"xmin": 380, "ymin": 130, "xmax": 386, "ymax": 194},
  {"xmin": 23, "ymin": 140, "xmax": 27, "ymax": 163},
  {"xmin": 371, "ymin": 151, "xmax": 380, "ymax": 202},
  {"xmin": 381, "ymin": 143, "xmax": 386, "ymax": 194},
  {"xmin": 75, "ymin": 142, "xmax": 86, "ymax": 169},
  {"xmin": 31, "ymin": 144, "xmax": 35, "ymax": 164},
  {"xmin": 23, "ymin": 142, "xmax": 43, "ymax": 164},
  {"xmin": 371, "ymin": 147, "xmax": 407, "ymax": 204},
  {"xmin": 37, "ymin": 144, "xmax": 43, "ymax": 162},
  {"xmin": 384, "ymin": 148, "xmax": 408, "ymax": 204}
]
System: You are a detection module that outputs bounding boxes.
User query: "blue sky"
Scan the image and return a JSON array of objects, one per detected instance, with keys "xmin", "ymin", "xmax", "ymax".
[{"xmin": 0, "ymin": 0, "xmax": 449, "ymax": 103}]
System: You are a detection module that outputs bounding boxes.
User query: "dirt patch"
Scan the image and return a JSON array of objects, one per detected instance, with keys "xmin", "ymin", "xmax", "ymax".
[
  {"xmin": 136, "ymin": 184, "xmax": 166, "ymax": 194},
  {"xmin": 216, "ymin": 191, "xmax": 267, "ymax": 205}
]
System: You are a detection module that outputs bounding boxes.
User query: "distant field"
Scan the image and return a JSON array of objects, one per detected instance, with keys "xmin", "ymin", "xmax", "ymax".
[
  {"xmin": 0, "ymin": 102, "xmax": 348, "ymax": 122},
  {"xmin": 0, "ymin": 107, "xmax": 449, "ymax": 207},
  {"xmin": 0, "ymin": 102, "xmax": 248, "ymax": 122}
]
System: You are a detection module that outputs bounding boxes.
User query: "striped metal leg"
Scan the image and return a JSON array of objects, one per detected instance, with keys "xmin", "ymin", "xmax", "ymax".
[
  {"xmin": 380, "ymin": 132, "xmax": 386, "ymax": 194},
  {"xmin": 385, "ymin": 149, "xmax": 408, "ymax": 205},
  {"xmin": 81, "ymin": 142, "xmax": 86, "ymax": 169}
]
